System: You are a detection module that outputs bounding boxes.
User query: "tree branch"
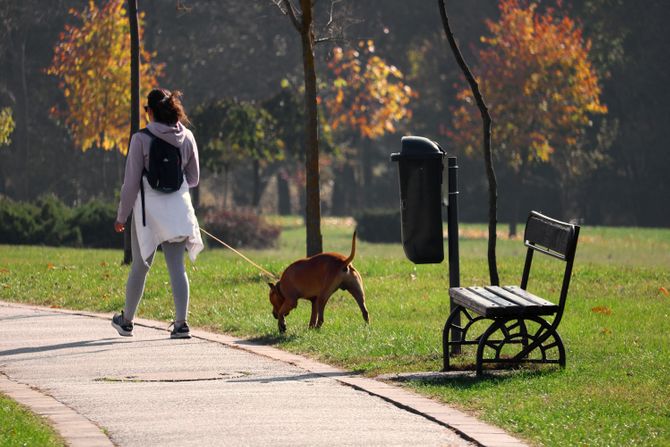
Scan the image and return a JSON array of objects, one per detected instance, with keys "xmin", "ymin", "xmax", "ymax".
[
  {"xmin": 438, "ymin": 0, "xmax": 499, "ymax": 285},
  {"xmin": 271, "ymin": 0, "xmax": 302, "ymax": 32}
]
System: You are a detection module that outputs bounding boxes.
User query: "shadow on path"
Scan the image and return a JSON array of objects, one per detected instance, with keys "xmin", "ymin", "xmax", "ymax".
[{"xmin": 0, "ymin": 337, "xmax": 170, "ymax": 357}]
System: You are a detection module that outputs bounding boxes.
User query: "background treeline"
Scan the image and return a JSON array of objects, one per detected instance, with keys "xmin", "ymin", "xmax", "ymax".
[{"xmin": 1, "ymin": 0, "xmax": 668, "ymax": 227}]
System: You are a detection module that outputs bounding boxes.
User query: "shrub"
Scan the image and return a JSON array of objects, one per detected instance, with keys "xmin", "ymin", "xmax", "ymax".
[
  {"xmin": 355, "ymin": 209, "xmax": 401, "ymax": 243},
  {"xmin": 71, "ymin": 199, "xmax": 121, "ymax": 248},
  {"xmin": 0, "ymin": 197, "xmax": 40, "ymax": 245},
  {"xmin": 202, "ymin": 209, "xmax": 281, "ymax": 249},
  {"xmin": 0, "ymin": 195, "xmax": 80, "ymax": 246},
  {"xmin": 34, "ymin": 195, "xmax": 81, "ymax": 246},
  {"xmin": 0, "ymin": 196, "xmax": 121, "ymax": 248}
]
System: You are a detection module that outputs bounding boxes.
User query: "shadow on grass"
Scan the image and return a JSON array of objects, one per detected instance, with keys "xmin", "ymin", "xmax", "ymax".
[
  {"xmin": 386, "ymin": 365, "xmax": 560, "ymax": 390},
  {"xmin": 238, "ymin": 333, "xmax": 299, "ymax": 346}
]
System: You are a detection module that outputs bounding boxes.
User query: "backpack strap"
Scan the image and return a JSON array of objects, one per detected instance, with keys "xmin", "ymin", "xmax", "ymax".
[{"xmin": 138, "ymin": 128, "xmax": 154, "ymax": 227}]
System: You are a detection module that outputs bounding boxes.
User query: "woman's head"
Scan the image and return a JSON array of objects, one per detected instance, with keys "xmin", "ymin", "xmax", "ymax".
[{"xmin": 145, "ymin": 88, "xmax": 190, "ymax": 126}]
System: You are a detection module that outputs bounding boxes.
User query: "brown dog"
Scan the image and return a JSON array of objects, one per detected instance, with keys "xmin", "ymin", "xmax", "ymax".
[{"xmin": 268, "ymin": 232, "xmax": 368, "ymax": 333}]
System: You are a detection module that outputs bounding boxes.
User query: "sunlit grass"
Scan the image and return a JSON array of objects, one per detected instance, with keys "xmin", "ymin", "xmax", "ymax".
[
  {"xmin": 1, "ymin": 218, "xmax": 668, "ymax": 446},
  {"xmin": 0, "ymin": 394, "xmax": 65, "ymax": 447}
]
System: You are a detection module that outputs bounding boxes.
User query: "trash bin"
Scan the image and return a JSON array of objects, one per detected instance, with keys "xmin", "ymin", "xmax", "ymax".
[{"xmin": 390, "ymin": 136, "xmax": 446, "ymax": 264}]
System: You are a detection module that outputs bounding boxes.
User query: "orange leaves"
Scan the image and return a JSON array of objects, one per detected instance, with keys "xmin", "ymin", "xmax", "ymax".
[
  {"xmin": 591, "ymin": 306, "xmax": 612, "ymax": 316},
  {"xmin": 659, "ymin": 287, "xmax": 669, "ymax": 297},
  {"xmin": 449, "ymin": 0, "xmax": 606, "ymax": 172},
  {"xmin": 47, "ymin": 0, "xmax": 163, "ymax": 155},
  {"xmin": 324, "ymin": 40, "xmax": 416, "ymax": 140}
]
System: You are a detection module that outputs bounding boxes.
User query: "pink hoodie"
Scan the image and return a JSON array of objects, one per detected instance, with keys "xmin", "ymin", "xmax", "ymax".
[{"xmin": 116, "ymin": 121, "xmax": 199, "ymax": 223}]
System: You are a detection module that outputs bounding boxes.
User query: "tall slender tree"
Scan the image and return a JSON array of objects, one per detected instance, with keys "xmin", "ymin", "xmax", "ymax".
[
  {"xmin": 271, "ymin": 0, "xmax": 322, "ymax": 256},
  {"xmin": 124, "ymin": 0, "xmax": 140, "ymax": 264},
  {"xmin": 438, "ymin": 0, "xmax": 499, "ymax": 285}
]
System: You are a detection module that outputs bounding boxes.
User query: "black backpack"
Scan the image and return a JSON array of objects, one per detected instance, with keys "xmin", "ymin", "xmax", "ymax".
[{"xmin": 139, "ymin": 128, "xmax": 184, "ymax": 226}]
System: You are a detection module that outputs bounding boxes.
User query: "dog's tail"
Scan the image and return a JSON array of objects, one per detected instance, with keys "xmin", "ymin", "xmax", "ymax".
[{"xmin": 343, "ymin": 231, "xmax": 357, "ymax": 266}]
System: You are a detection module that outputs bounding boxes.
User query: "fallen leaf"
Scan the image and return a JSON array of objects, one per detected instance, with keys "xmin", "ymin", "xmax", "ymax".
[
  {"xmin": 47, "ymin": 263, "xmax": 55, "ymax": 270},
  {"xmin": 100, "ymin": 261, "xmax": 108, "ymax": 267},
  {"xmin": 591, "ymin": 306, "xmax": 612, "ymax": 315},
  {"xmin": 0, "ymin": 268, "xmax": 9, "ymax": 274},
  {"xmin": 660, "ymin": 287, "xmax": 669, "ymax": 297},
  {"xmin": 600, "ymin": 327, "xmax": 612, "ymax": 335}
]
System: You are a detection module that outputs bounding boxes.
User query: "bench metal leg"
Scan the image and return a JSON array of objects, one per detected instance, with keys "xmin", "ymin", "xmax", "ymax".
[
  {"xmin": 442, "ymin": 306, "xmax": 487, "ymax": 371},
  {"xmin": 442, "ymin": 306, "xmax": 464, "ymax": 371},
  {"xmin": 512, "ymin": 317, "xmax": 565, "ymax": 367},
  {"xmin": 475, "ymin": 317, "xmax": 565, "ymax": 375}
]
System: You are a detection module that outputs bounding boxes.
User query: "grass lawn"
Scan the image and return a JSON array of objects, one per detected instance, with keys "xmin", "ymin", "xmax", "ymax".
[
  {"xmin": 0, "ymin": 217, "xmax": 668, "ymax": 446},
  {"xmin": 0, "ymin": 393, "xmax": 65, "ymax": 447}
]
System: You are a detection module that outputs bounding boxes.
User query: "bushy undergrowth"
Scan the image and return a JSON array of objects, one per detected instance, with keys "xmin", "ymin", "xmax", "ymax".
[
  {"xmin": 202, "ymin": 208, "xmax": 281, "ymax": 249},
  {"xmin": 355, "ymin": 209, "xmax": 401, "ymax": 243},
  {"xmin": 0, "ymin": 196, "xmax": 120, "ymax": 248}
]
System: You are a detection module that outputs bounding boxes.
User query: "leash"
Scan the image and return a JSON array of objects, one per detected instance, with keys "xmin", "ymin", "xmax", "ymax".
[{"xmin": 199, "ymin": 228, "xmax": 278, "ymax": 281}]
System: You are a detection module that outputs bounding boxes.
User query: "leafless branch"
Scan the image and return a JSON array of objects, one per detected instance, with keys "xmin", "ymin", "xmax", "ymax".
[
  {"xmin": 326, "ymin": 0, "xmax": 342, "ymax": 29},
  {"xmin": 271, "ymin": 0, "xmax": 302, "ymax": 31},
  {"xmin": 175, "ymin": 0, "xmax": 192, "ymax": 13}
]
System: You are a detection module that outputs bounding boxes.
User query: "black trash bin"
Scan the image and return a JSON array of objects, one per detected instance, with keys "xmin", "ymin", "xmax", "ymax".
[{"xmin": 390, "ymin": 136, "xmax": 446, "ymax": 264}]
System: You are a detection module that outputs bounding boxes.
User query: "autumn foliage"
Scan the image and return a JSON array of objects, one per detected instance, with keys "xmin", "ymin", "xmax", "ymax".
[
  {"xmin": 47, "ymin": 0, "xmax": 162, "ymax": 155},
  {"xmin": 325, "ymin": 40, "xmax": 416, "ymax": 140},
  {"xmin": 449, "ymin": 0, "xmax": 606, "ymax": 173}
]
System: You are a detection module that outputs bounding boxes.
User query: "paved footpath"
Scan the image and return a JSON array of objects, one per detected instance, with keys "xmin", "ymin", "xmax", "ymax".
[{"xmin": 0, "ymin": 301, "xmax": 527, "ymax": 447}]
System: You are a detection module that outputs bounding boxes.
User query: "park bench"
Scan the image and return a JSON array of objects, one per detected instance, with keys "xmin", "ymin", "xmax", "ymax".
[{"xmin": 443, "ymin": 211, "xmax": 580, "ymax": 375}]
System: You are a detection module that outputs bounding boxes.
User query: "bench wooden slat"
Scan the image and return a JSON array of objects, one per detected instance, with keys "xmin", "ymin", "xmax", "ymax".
[
  {"xmin": 468, "ymin": 287, "xmax": 519, "ymax": 308},
  {"xmin": 503, "ymin": 286, "xmax": 558, "ymax": 308},
  {"xmin": 485, "ymin": 286, "xmax": 558, "ymax": 316},
  {"xmin": 484, "ymin": 286, "xmax": 540, "ymax": 307},
  {"xmin": 450, "ymin": 287, "xmax": 501, "ymax": 317},
  {"xmin": 451, "ymin": 285, "xmax": 560, "ymax": 318},
  {"xmin": 451, "ymin": 287, "xmax": 522, "ymax": 318}
]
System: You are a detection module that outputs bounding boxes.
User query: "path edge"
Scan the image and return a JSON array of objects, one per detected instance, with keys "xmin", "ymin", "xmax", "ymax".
[{"xmin": 0, "ymin": 300, "xmax": 529, "ymax": 447}]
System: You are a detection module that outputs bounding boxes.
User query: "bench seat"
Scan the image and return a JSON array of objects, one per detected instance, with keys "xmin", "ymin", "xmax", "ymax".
[{"xmin": 449, "ymin": 286, "xmax": 559, "ymax": 318}]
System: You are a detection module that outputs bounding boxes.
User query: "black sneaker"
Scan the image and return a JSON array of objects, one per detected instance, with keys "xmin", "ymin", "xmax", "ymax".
[
  {"xmin": 170, "ymin": 321, "xmax": 191, "ymax": 339},
  {"xmin": 111, "ymin": 312, "xmax": 133, "ymax": 337}
]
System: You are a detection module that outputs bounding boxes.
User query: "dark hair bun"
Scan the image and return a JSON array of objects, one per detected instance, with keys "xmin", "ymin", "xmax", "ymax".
[{"xmin": 146, "ymin": 88, "xmax": 190, "ymax": 126}]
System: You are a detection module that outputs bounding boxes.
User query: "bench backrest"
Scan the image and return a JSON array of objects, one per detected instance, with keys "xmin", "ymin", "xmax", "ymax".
[{"xmin": 521, "ymin": 211, "xmax": 580, "ymax": 324}]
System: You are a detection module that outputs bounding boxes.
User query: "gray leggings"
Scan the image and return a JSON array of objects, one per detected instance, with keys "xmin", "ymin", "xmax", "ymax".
[{"xmin": 124, "ymin": 223, "xmax": 190, "ymax": 322}]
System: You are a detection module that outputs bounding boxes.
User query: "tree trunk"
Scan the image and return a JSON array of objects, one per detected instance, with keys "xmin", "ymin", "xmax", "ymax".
[
  {"xmin": 299, "ymin": 0, "xmax": 323, "ymax": 256},
  {"xmin": 10, "ymin": 35, "xmax": 31, "ymax": 201},
  {"xmin": 360, "ymin": 137, "xmax": 373, "ymax": 209},
  {"xmin": 331, "ymin": 161, "xmax": 356, "ymax": 216},
  {"xmin": 191, "ymin": 185, "xmax": 200, "ymax": 211},
  {"xmin": 223, "ymin": 165, "xmax": 230, "ymax": 208},
  {"xmin": 277, "ymin": 170, "xmax": 292, "ymax": 215},
  {"xmin": 123, "ymin": 0, "xmax": 140, "ymax": 265},
  {"xmin": 438, "ymin": 0, "xmax": 499, "ymax": 285},
  {"xmin": 508, "ymin": 174, "xmax": 521, "ymax": 238},
  {"xmin": 252, "ymin": 158, "xmax": 261, "ymax": 208}
]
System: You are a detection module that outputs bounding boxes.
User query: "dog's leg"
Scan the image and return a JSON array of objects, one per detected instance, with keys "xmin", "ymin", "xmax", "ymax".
[
  {"xmin": 308, "ymin": 297, "xmax": 318, "ymax": 328},
  {"xmin": 316, "ymin": 291, "xmax": 338, "ymax": 328},
  {"xmin": 277, "ymin": 299, "xmax": 297, "ymax": 333},
  {"xmin": 315, "ymin": 295, "xmax": 328, "ymax": 328},
  {"xmin": 343, "ymin": 267, "xmax": 369, "ymax": 323}
]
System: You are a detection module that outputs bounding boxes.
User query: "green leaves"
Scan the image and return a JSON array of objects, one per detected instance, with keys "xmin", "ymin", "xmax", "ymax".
[
  {"xmin": 0, "ymin": 107, "xmax": 15, "ymax": 146},
  {"xmin": 47, "ymin": 0, "xmax": 163, "ymax": 155},
  {"xmin": 191, "ymin": 99, "xmax": 284, "ymax": 173}
]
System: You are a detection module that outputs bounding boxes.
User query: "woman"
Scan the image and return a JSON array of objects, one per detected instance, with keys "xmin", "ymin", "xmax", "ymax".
[{"xmin": 112, "ymin": 88, "xmax": 202, "ymax": 339}]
